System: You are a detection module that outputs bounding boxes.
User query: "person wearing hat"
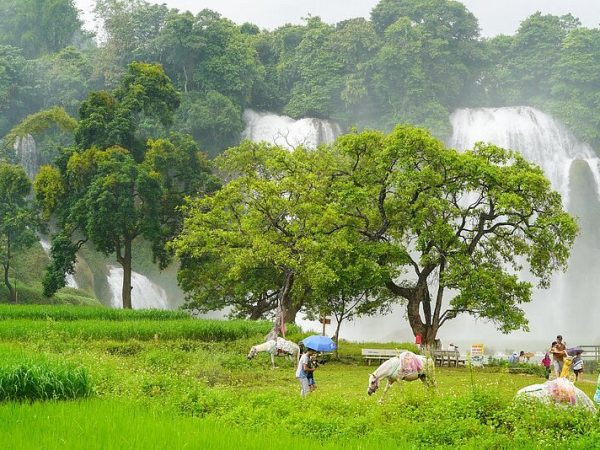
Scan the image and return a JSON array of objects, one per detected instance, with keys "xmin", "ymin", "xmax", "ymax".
[
  {"xmin": 550, "ymin": 335, "xmax": 567, "ymax": 378},
  {"xmin": 296, "ymin": 346, "xmax": 317, "ymax": 398}
]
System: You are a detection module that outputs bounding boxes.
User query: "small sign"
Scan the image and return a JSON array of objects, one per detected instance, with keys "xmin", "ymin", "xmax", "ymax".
[
  {"xmin": 470, "ymin": 343, "xmax": 485, "ymax": 367},
  {"xmin": 319, "ymin": 317, "xmax": 331, "ymax": 325},
  {"xmin": 471, "ymin": 344, "xmax": 484, "ymax": 356}
]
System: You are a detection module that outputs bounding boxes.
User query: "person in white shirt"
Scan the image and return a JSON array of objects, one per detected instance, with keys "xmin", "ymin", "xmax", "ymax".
[{"xmin": 296, "ymin": 347, "xmax": 316, "ymax": 398}]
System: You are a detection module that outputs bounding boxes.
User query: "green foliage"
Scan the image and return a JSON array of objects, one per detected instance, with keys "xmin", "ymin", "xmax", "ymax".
[
  {"xmin": 5, "ymin": 106, "xmax": 77, "ymax": 148},
  {"xmin": 0, "ymin": 318, "xmax": 287, "ymax": 342},
  {"xmin": 485, "ymin": 358, "xmax": 546, "ymax": 377},
  {"xmin": 331, "ymin": 127, "xmax": 577, "ymax": 342},
  {"xmin": 0, "ymin": 45, "xmax": 27, "ymax": 136},
  {"xmin": 0, "ymin": 358, "xmax": 91, "ymax": 401},
  {"xmin": 175, "ymin": 125, "xmax": 576, "ymax": 342},
  {"xmin": 0, "ymin": 0, "xmax": 83, "ymax": 58},
  {"xmin": 36, "ymin": 63, "xmax": 216, "ymax": 308},
  {"xmin": 0, "ymin": 163, "xmax": 38, "ymax": 302},
  {"xmin": 174, "ymin": 90, "xmax": 244, "ymax": 156},
  {"xmin": 0, "ymin": 304, "xmax": 188, "ymax": 321}
]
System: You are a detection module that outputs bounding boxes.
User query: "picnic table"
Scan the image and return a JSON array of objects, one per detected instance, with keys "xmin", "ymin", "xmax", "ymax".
[{"xmin": 433, "ymin": 350, "xmax": 466, "ymax": 367}]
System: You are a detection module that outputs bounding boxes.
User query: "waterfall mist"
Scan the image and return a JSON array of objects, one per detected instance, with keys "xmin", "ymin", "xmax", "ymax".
[
  {"xmin": 13, "ymin": 134, "xmax": 39, "ymax": 181},
  {"xmin": 242, "ymin": 109, "xmax": 341, "ymax": 150}
]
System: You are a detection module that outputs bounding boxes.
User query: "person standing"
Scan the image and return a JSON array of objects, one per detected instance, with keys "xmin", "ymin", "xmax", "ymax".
[
  {"xmin": 541, "ymin": 352, "xmax": 552, "ymax": 380},
  {"xmin": 306, "ymin": 353, "xmax": 318, "ymax": 392},
  {"xmin": 296, "ymin": 347, "xmax": 316, "ymax": 398},
  {"xmin": 572, "ymin": 351, "xmax": 584, "ymax": 381},
  {"xmin": 551, "ymin": 335, "xmax": 567, "ymax": 378}
]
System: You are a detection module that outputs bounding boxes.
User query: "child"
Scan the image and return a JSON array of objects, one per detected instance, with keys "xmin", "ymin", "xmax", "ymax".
[
  {"xmin": 572, "ymin": 351, "xmax": 583, "ymax": 381},
  {"xmin": 594, "ymin": 372, "xmax": 600, "ymax": 404},
  {"xmin": 541, "ymin": 352, "xmax": 551, "ymax": 380},
  {"xmin": 306, "ymin": 353, "xmax": 318, "ymax": 391}
]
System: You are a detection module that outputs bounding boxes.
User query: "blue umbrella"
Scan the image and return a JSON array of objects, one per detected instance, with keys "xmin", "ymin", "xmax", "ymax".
[{"xmin": 301, "ymin": 335, "xmax": 337, "ymax": 352}]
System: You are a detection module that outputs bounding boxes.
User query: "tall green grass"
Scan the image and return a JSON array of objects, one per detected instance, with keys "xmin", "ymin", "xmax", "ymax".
[
  {"xmin": 0, "ymin": 360, "xmax": 91, "ymax": 401},
  {"xmin": 0, "ymin": 318, "xmax": 279, "ymax": 341},
  {"xmin": 0, "ymin": 304, "xmax": 188, "ymax": 321},
  {"xmin": 0, "ymin": 399, "xmax": 403, "ymax": 450},
  {"xmin": 1, "ymin": 395, "xmax": 597, "ymax": 449}
]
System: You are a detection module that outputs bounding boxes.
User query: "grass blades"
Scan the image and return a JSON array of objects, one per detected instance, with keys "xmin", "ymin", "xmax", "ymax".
[{"xmin": 0, "ymin": 360, "xmax": 91, "ymax": 402}]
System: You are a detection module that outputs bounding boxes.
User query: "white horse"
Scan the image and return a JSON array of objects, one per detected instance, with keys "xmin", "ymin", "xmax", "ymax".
[
  {"xmin": 247, "ymin": 337, "xmax": 300, "ymax": 369},
  {"xmin": 367, "ymin": 351, "xmax": 435, "ymax": 403},
  {"xmin": 515, "ymin": 378, "xmax": 596, "ymax": 413}
]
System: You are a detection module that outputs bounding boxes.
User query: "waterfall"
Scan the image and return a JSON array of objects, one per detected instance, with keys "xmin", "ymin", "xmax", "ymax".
[
  {"xmin": 241, "ymin": 109, "xmax": 342, "ymax": 149},
  {"xmin": 38, "ymin": 238, "xmax": 78, "ymax": 289},
  {"xmin": 441, "ymin": 106, "xmax": 600, "ymax": 348},
  {"xmin": 106, "ymin": 265, "xmax": 169, "ymax": 310},
  {"xmin": 450, "ymin": 106, "xmax": 600, "ymax": 207},
  {"xmin": 14, "ymin": 134, "xmax": 40, "ymax": 180}
]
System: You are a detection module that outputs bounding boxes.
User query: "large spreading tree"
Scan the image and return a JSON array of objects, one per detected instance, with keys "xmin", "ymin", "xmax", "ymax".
[
  {"xmin": 332, "ymin": 126, "xmax": 577, "ymax": 346},
  {"xmin": 172, "ymin": 140, "xmax": 393, "ymax": 330},
  {"xmin": 34, "ymin": 62, "xmax": 218, "ymax": 308}
]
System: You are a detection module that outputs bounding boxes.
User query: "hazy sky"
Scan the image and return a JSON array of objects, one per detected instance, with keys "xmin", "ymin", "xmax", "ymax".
[{"xmin": 76, "ymin": 0, "xmax": 600, "ymax": 37}]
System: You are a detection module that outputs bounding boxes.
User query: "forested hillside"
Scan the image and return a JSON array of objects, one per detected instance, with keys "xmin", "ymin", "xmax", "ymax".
[{"xmin": 2, "ymin": 0, "xmax": 600, "ymax": 157}]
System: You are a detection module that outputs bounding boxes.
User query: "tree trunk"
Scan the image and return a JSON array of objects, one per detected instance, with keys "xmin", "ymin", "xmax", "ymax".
[
  {"xmin": 266, "ymin": 270, "xmax": 295, "ymax": 340},
  {"xmin": 183, "ymin": 66, "xmax": 188, "ymax": 94},
  {"xmin": 3, "ymin": 263, "xmax": 15, "ymax": 303},
  {"xmin": 121, "ymin": 238, "xmax": 133, "ymax": 309},
  {"xmin": 332, "ymin": 317, "xmax": 343, "ymax": 359},
  {"xmin": 405, "ymin": 281, "xmax": 439, "ymax": 350},
  {"xmin": 283, "ymin": 299, "xmax": 300, "ymax": 324}
]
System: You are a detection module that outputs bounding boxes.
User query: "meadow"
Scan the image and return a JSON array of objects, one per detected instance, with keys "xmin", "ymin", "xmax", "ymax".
[{"xmin": 0, "ymin": 305, "xmax": 598, "ymax": 449}]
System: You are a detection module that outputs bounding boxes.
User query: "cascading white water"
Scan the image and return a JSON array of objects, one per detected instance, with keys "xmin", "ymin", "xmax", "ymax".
[
  {"xmin": 450, "ymin": 107, "xmax": 600, "ymax": 207},
  {"xmin": 241, "ymin": 109, "xmax": 342, "ymax": 149},
  {"xmin": 107, "ymin": 265, "xmax": 169, "ymax": 310},
  {"xmin": 14, "ymin": 134, "xmax": 39, "ymax": 180},
  {"xmin": 38, "ymin": 238, "xmax": 78, "ymax": 289}
]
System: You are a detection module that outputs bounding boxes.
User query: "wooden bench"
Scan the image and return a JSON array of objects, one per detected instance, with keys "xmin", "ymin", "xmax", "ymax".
[
  {"xmin": 433, "ymin": 350, "xmax": 466, "ymax": 367},
  {"xmin": 361, "ymin": 349, "xmax": 398, "ymax": 365}
]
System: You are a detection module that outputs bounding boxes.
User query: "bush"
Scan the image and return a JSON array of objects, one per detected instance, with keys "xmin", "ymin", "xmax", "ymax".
[{"xmin": 485, "ymin": 357, "xmax": 546, "ymax": 377}]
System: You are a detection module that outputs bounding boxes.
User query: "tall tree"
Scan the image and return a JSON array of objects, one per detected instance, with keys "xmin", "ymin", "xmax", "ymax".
[
  {"xmin": 0, "ymin": 162, "xmax": 37, "ymax": 302},
  {"xmin": 173, "ymin": 141, "xmax": 345, "ymax": 324},
  {"xmin": 369, "ymin": 0, "xmax": 482, "ymax": 136},
  {"xmin": 0, "ymin": 0, "xmax": 83, "ymax": 58},
  {"xmin": 34, "ymin": 62, "xmax": 217, "ymax": 308},
  {"xmin": 332, "ymin": 126, "xmax": 577, "ymax": 346}
]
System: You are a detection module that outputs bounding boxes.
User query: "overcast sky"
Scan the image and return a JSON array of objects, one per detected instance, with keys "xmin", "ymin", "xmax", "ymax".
[{"xmin": 76, "ymin": 0, "xmax": 600, "ymax": 37}]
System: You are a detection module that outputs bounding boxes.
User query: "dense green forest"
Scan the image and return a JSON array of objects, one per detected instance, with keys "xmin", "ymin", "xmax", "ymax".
[{"xmin": 1, "ymin": 0, "xmax": 600, "ymax": 157}]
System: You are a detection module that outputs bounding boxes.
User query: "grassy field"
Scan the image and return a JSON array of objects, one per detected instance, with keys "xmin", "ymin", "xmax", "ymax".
[{"xmin": 0, "ymin": 305, "xmax": 598, "ymax": 449}]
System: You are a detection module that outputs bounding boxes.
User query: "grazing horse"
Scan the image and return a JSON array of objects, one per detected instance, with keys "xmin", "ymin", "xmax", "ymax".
[
  {"xmin": 367, "ymin": 351, "xmax": 435, "ymax": 403},
  {"xmin": 247, "ymin": 337, "xmax": 300, "ymax": 369},
  {"xmin": 516, "ymin": 378, "xmax": 596, "ymax": 413}
]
